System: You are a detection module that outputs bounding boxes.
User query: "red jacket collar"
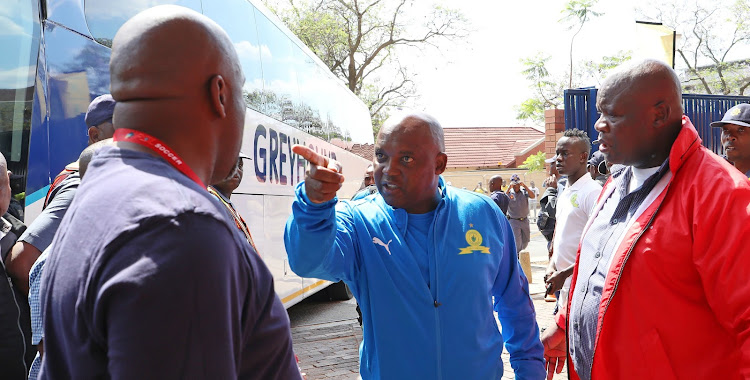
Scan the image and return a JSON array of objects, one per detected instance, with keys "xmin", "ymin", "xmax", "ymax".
[{"xmin": 668, "ymin": 116, "xmax": 702, "ymax": 175}]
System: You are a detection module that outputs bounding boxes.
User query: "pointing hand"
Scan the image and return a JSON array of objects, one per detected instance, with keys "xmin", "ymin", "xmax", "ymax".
[{"xmin": 292, "ymin": 145, "xmax": 345, "ymax": 204}]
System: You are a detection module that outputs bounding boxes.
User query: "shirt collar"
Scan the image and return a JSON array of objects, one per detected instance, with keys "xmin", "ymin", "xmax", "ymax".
[{"xmin": 567, "ymin": 172, "xmax": 594, "ymax": 191}]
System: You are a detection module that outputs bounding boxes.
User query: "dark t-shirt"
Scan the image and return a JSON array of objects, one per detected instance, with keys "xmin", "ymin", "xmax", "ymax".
[
  {"xmin": 489, "ymin": 190, "xmax": 510, "ymax": 214},
  {"xmin": 39, "ymin": 147, "xmax": 300, "ymax": 380}
]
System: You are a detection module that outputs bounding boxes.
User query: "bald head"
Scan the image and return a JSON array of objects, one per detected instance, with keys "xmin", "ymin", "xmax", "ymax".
[
  {"xmin": 489, "ymin": 175, "xmax": 503, "ymax": 192},
  {"xmin": 373, "ymin": 111, "xmax": 447, "ymax": 214},
  {"xmin": 603, "ymin": 59, "xmax": 683, "ymax": 121},
  {"xmin": 110, "ymin": 5, "xmax": 241, "ymax": 101},
  {"xmin": 108, "ymin": 5, "xmax": 246, "ymax": 186},
  {"xmin": 79, "ymin": 139, "xmax": 116, "ymax": 178},
  {"xmin": 380, "ymin": 112, "xmax": 445, "ymax": 152},
  {"xmin": 595, "ymin": 60, "xmax": 684, "ymax": 168}
]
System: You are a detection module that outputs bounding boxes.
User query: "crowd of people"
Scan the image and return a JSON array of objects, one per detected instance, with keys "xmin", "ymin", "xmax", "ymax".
[{"xmin": 0, "ymin": 4, "xmax": 748, "ymax": 380}]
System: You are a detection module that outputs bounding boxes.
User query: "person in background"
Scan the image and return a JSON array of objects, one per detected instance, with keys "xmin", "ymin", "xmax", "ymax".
[
  {"xmin": 538, "ymin": 157, "xmax": 566, "ymax": 251},
  {"xmin": 586, "ymin": 150, "xmax": 608, "ymax": 186},
  {"xmin": 352, "ymin": 163, "xmax": 377, "ymax": 201},
  {"xmin": 39, "ymin": 6, "xmax": 300, "ymax": 379},
  {"xmin": 0, "ymin": 152, "xmax": 32, "ymax": 380},
  {"xmin": 5, "ymin": 94, "xmax": 116, "ymax": 296},
  {"xmin": 542, "ymin": 60, "xmax": 750, "ymax": 380},
  {"xmin": 473, "ymin": 180, "xmax": 487, "ymax": 194},
  {"xmin": 538, "ymin": 158, "xmax": 563, "ymax": 303},
  {"xmin": 7, "ymin": 172, "xmax": 25, "ymax": 220},
  {"xmin": 208, "ymin": 153, "xmax": 257, "ymax": 250},
  {"xmin": 505, "ymin": 173, "xmax": 535, "ymax": 254},
  {"xmin": 488, "ymin": 175, "xmax": 509, "ymax": 214},
  {"xmin": 363, "ymin": 163, "xmax": 374, "ymax": 187},
  {"xmin": 543, "ymin": 129, "xmax": 601, "ymax": 314},
  {"xmin": 528, "ymin": 181, "xmax": 540, "ymax": 221},
  {"xmin": 711, "ymin": 103, "xmax": 750, "ymax": 178},
  {"xmin": 285, "ymin": 112, "xmax": 545, "ymax": 379}
]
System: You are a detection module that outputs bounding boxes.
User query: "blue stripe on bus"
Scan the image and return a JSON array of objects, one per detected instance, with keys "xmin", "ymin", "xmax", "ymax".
[{"xmin": 26, "ymin": 185, "xmax": 50, "ymax": 206}]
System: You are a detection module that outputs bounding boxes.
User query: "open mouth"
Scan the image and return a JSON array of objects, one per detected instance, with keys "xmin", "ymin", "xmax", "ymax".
[{"xmin": 381, "ymin": 182, "xmax": 399, "ymax": 191}]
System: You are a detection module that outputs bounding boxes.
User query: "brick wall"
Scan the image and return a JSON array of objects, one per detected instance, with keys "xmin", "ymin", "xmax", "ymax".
[
  {"xmin": 513, "ymin": 140, "xmax": 545, "ymax": 168},
  {"xmin": 544, "ymin": 109, "xmax": 565, "ymax": 171}
]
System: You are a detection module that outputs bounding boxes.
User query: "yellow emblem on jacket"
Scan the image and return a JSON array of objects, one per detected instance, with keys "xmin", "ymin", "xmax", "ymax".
[
  {"xmin": 570, "ymin": 193, "xmax": 579, "ymax": 208},
  {"xmin": 459, "ymin": 228, "xmax": 491, "ymax": 255}
]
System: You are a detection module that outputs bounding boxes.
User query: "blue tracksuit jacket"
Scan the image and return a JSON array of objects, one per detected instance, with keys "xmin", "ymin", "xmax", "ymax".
[{"xmin": 284, "ymin": 179, "xmax": 545, "ymax": 379}]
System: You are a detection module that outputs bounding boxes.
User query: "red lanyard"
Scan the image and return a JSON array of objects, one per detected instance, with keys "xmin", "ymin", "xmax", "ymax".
[{"xmin": 113, "ymin": 129, "xmax": 205, "ymax": 188}]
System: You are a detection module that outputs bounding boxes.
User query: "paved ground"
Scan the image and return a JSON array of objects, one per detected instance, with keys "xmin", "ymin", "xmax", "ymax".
[{"xmin": 290, "ymin": 231, "xmax": 568, "ymax": 380}]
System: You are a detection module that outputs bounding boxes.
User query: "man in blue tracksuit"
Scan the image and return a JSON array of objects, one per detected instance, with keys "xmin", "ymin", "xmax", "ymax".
[{"xmin": 285, "ymin": 112, "xmax": 545, "ymax": 379}]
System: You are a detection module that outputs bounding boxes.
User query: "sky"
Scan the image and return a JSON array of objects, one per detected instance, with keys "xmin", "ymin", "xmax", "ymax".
[{"xmin": 405, "ymin": 0, "xmax": 656, "ymax": 128}]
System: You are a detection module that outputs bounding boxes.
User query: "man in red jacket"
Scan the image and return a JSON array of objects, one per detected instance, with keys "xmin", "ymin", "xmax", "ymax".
[{"xmin": 542, "ymin": 59, "xmax": 750, "ymax": 380}]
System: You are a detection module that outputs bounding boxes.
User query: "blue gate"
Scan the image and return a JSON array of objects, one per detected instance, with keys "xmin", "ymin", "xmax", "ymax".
[{"xmin": 564, "ymin": 89, "xmax": 750, "ymax": 155}]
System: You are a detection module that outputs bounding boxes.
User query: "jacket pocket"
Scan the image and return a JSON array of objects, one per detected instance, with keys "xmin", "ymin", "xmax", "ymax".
[{"xmin": 640, "ymin": 328, "xmax": 677, "ymax": 380}]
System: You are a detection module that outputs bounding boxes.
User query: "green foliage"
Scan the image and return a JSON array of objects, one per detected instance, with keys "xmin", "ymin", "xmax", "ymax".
[
  {"xmin": 560, "ymin": 0, "xmax": 603, "ymax": 28},
  {"xmin": 581, "ymin": 51, "xmax": 632, "ymax": 86},
  {"xmin": 560, "ymin": 0, "xmax": 603, "ymax": 88},
  {"xmin": 515, "ymin": 51, "xmax": 631, "ymax": 126},
  {"xmin": 515, "ymin": 98, "xmax": 548, "ymax": 126},
  {"xmin": 520, "ymin": 151, "xmax": 546, "ymax": 173}
]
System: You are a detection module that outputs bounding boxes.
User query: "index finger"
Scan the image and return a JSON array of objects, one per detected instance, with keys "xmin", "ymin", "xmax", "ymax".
[{"xmin": 293, "ymin": 144, "xmax": 328, "ymax": 168}]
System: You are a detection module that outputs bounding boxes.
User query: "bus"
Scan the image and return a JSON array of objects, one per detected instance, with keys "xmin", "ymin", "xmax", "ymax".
[{"xmin": 2, "ymin": 0, "xmax": 373, "ymax": 308}]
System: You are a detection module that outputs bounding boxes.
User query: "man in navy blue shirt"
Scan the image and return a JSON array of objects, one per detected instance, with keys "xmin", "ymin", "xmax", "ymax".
[
  {"xmin": 489, "ymin": 175, "xmax": 510, "ymax": 214},
  {"xmin": 39, "ymin": 6, "xmax": 299, "ymax": 379}
]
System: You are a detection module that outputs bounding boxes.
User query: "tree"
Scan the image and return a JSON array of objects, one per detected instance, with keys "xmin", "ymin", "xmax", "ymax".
[
  {"xmin": 515, "ymin": 54, "xmax": 567, "ymax": 125},
  {"xmin": 580, "ymin": 51, "xmax": 632, "ymax": 87},
  {"xmin": 264, "ymin": 0, "xmax": 468, "ymax": 135},
  {"xmin": 638, "ymin": 0, "xmax": 750, "ymax": 95},
  {"xmin": 520, "ymin": 151, "xmax": 546, "ymax": 173},
  {"xmin": 515, "ymin": 51, "xmax": 631, "ymax": 125},
  {"xmin": 560, "ymin": 0, "xmax": 603, "ymax": 88}
]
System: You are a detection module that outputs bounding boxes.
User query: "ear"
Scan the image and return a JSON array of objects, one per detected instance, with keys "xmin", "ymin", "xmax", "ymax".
[
  {"xmin": 209, "ymin": 74, "xmax": 228, "ymax": 118},
  {"xmin": 435, "ymin": 152, "xmax": 448, "ymax": 175},
  {"xmin": 87, "ymin": 126, "xmax": 99, "ymax": 143},
  {"xmin": 653, "ymin": 101, "xmax": 670, "ymax": 127}
]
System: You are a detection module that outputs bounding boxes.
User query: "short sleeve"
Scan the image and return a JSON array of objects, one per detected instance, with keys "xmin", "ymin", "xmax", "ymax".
[{"xmin": 20, "ymin": 176, "xmax": 79, "ymax": 251}]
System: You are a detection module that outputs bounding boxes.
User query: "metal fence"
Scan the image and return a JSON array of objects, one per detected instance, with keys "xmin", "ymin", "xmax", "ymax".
[
  {"xmin": 563, "ymin": 88, "xmax": 599, "ymax": 150},
  {"xmin": 564, "ymin": 89, "xmax": 750, "ymax": 155}
]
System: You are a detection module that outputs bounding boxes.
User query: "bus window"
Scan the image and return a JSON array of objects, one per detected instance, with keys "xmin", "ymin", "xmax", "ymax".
[
  {"xmin": 203, "ymin": 0, "xmax": 265, "ymax": 114},
  {"xmin": 253, "ymin": 9, "xmax": 300, "ymax": 124},
  {"xmin": 84, "ymin": 0, "xmax": 203, "ymax": 48},
  {"xmin": 293, "ymin": 47, "xmax": 323, "ymax": 137},
  {"xmin": 0, "ymin": 0, "xmax": 39, "ymax": 174}
]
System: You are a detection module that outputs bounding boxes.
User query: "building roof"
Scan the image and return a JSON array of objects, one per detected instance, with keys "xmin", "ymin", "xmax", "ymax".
[
  {"xmin": 443, "ymin": 127, "xmax": 544, "ymax": 169},
  {"xmin": 347, "ymin": 143, "xmax": 375, "ymax": 161}
]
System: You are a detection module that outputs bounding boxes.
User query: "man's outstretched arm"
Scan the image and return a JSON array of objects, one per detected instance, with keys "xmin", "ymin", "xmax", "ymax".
[{"xmin": 284, "ymin": 145, "xmax": 359, "ymax": 283}]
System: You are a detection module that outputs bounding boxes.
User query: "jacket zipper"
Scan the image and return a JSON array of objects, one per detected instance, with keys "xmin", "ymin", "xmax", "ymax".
[
  {"xmin": 589, "ymin": 198, "xmax": 664, "ymax": 367},
  {"xmin": 432, "ymin": 205, "xmax": 442, "ymax": 380},
  {"xmin": 7, "ymin": 276, "xmax": 28, "ymax": 375}
]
